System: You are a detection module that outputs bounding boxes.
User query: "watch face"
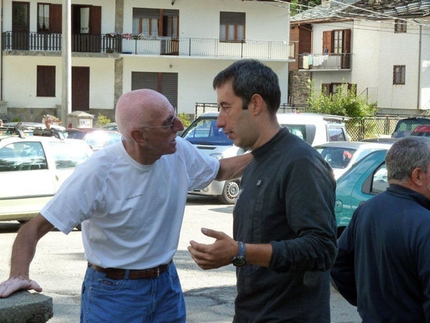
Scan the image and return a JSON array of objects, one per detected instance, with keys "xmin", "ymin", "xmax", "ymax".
[{"xmin": 232, "ymin": 255, "xmax": 247, "ymax": 267}]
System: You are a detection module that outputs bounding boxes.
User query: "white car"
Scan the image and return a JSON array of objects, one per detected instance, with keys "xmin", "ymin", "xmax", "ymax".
[
  {"xmin": 314, "ymin": 141, "xmax": 392, "ymax": 179},
  {"xmin": 0, "ymin": 132, "xmax": 93, "ymax": 223},
  {"xmin": 277, "ymin": 113, "xmax": 350, "ymax": 146}
]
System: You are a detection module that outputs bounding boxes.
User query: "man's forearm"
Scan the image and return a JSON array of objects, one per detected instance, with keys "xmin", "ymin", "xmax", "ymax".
[{"xmin": 216, "ymin": 153, "xmax": 253, "ymax": 181}]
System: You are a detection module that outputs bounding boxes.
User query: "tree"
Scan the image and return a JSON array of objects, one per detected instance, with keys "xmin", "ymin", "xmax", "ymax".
[{"xmin": 290, "ymin": 0, "xmax": 322, "ymax": 16}]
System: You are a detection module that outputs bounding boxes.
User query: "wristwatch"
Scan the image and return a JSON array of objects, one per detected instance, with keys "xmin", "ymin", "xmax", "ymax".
[{"xmin": 231, "ymin": 241, "xmax": 247, "ymax": 267}]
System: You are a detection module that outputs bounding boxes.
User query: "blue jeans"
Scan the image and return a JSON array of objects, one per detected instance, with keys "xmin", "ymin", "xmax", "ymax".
[{"xmin": 80, "ymin": 262, "xmax": 186, "ymax": 323}]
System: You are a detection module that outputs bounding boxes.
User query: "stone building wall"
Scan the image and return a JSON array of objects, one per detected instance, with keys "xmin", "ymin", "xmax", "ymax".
[{"xmin": 288, "ymin": 71, "xmax": 311, "ymax": 109}]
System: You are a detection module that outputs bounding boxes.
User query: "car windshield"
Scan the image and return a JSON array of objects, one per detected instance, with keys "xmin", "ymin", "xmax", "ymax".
[
  {"xmin": 183, "ymin": 118, "xmax": 233, "ymax": 146},
  {"xmin": 316, "ymin": 147, "xmax": 356, "ymax": 169}
]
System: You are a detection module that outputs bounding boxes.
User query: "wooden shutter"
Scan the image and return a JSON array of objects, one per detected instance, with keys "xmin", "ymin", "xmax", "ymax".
[
  {"xmin": 50, "ymin": 4, "xmax": 62, "ymax": 33},
  {"xmin": 37, "ymin": 66, "xmax": 56, "ymax": 97},
  {"xmin": 322, "ymin": 31, "xmax": 332, "ymax": 54}
]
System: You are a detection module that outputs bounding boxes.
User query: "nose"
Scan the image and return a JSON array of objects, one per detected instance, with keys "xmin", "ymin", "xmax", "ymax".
[
  {"xmin": 216, "ymin": 113, "xmax": 225, "ymax": 129},
  {"xmin": 173, "ymin": 116, "xmax": 184, "ymax": 132}
]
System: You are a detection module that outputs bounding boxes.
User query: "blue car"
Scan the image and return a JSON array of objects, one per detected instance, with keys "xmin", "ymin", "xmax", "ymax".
[{"xmin": 335, "ymin": 149, "xmax": 389, "ymax": 237}]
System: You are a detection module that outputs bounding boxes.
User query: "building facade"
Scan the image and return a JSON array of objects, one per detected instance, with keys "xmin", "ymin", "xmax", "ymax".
[
  {"xmin": 0, "ymin": 0, "xmax": 293, "ymax": 124},
  {"xmin": 289, "ymin": 0, "xmax": 430, "ymax": 116}
]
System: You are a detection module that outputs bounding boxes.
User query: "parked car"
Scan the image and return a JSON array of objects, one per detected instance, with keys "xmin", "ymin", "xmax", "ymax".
[
  {"xmin": 410, "ymin": 125, "xmax": 430, "ymax": 137},
  {"xmin": 335, "ymin": 149, "xmax": 389, "ymax": 237},
  {"xmin": 181, "ymin": 112, "xmax": 246, "ymax": 204},
  {"xmin": 65, "ymin": 128, "xmax": 122, "ymax": 151},
  {"xmin": 314, "ymin": 141, "xmax": 392, "ymax": 179},
  {"xmin": 391, "ymin": 117, "xmax": 430, "ymax": 138},
  {"xmin": 102, "ymin": 122, "xmax": 118, "ymax": 131},
  {"xmin": 276, "ymin": 113, "xmax": 350, "ymax": 146},
  {"xmin": 0, "ymin": 133, "xmax": 93, "ymax": 224}
]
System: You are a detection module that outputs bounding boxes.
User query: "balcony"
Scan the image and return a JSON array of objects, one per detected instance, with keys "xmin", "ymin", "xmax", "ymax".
[
  {"xmin": 2, "ymin": 31, "xmax": 294, "ymax": 61},
  {"xmin": 298, "ymin": 53, "xmax": 352, "ymax": 71}
]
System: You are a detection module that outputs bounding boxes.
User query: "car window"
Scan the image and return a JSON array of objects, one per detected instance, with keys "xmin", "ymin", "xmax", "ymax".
[
  {"xmin": 49, "ymin": 141, "xmax": 90, "ymax": 169},
  {"xmin": 316, "ymin": 147, "xmax": 356, "ymax": 169},
  {"xmin": 183, "ymin": 119, "xmax": 233, "ymax": 146},
  {"xmin": 0, "ymin": 142, "xmax": 47, "ymax": 172},
  {"xmin": 328, "ymin": 127, "xmax": 347, "ymax": 141},
  {"xmin": 283, "ymin": 125, "xmax": 306, "ymax": 141},
  {"xmin": 371, "ymin": 163, "xmax": 388, "ymax": 194}
]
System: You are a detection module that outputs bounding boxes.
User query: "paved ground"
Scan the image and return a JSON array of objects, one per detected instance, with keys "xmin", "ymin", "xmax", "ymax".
[{"xmin": 0, "ymin": 195, "xmax": 361, "ymax": 322}]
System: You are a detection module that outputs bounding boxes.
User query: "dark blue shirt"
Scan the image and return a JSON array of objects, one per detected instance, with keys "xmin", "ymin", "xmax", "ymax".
[{"xmin": 331, "ymin": 184, "xmax": 430, "ymax": 322}]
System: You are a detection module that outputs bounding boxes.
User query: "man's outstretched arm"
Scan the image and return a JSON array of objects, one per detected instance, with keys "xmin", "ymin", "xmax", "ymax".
[{"xmin": 0, "ymin": 214, "xmax": 54, "ymax": 297}]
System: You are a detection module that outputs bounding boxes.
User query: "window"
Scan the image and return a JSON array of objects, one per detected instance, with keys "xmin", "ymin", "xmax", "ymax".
[
  {"xmin": 0, "ymin": 142, "xmax": 47, "ymax": 172},
  {"xmin": 322, "ymin": 29, "xmax": 350, "ymax": 54},
  {"xmin": 132, "ymin": 8, "xmax": 179, "ymax": 38},
  {"xmin": 394, "ymin": 19, "xmax": 407, "ymax": 33},
  {"xmin": 371, "ymin": 163, "xmax": 388, "ymax": 194},
  {"xmin": 393, "ymin": 65, "xmax": 406, "ymax": 85},
  {"xmin": 37, "ymin": 3, "xmax": 62, "ymax": 33},
  {"xmin": 37, "ymin": 66, "xmax": 56, "ymax": 97},
  {"xmin": 38, "ymin": 3, "xmax": 49, "ymax": 31},
  {"xmin": 322, "ymin": 83, "xmax": 356, "ymax": 96},
  {"xmin": 220, "ymin": 12, "xmax": 245, "ymax": 42},
  {"xmin": 132, "ymin": 72, "xmax": 178, "ymax": 109}
]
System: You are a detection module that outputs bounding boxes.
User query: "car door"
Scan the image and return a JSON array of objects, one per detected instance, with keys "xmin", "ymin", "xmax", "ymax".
[
  {"xmin": 0, "ymin": 140, "xmax": 57, "ymax": 220},
  {"xmin": 335, "ymin": 150, "xmax": 387, "ymax": 236}
]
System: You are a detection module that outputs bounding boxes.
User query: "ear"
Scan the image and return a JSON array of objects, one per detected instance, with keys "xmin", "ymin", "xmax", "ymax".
[
  {"xmin": 249, "ymin": 94, "xmax": 264, "ymax": 116},
  {"xmin": 130, "ymin": 129, "xmax": 147, "ymax": 145},
  {"xmin": 411, "ymin": 167, "xmax": 424, "ymax": 186}
]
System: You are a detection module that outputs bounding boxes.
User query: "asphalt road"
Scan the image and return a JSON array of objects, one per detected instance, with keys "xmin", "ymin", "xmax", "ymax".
[{"xmin": 0, "ymin": 195, "xmax": 361, "ymax": 323}]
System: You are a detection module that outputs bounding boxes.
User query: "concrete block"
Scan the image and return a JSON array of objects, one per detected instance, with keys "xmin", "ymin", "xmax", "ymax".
[{"xmin": 0, "ymin": 291, "xmax": 53, "ymax": 323}]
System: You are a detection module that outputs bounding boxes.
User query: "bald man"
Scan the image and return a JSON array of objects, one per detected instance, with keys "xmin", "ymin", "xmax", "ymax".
[{"xmin": 0, "ymin": 89, "xmax": 252, "ymax": 323}]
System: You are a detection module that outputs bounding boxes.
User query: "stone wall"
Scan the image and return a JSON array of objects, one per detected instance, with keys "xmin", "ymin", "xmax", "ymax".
[{"xmin": 288, "ymin": 71, "xmax": 311, "ymax": 108}]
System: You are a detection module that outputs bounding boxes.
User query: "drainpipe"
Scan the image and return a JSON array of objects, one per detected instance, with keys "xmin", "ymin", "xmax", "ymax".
[
  {"xmin": 1, "ymin": 0, "xmax": 3, "ymax": 101},
  {"xmin": 417, "ymin": 24, "xmax": 422, "ymax": 111},
  {"xmin": 61, "ymin": 0, "xmax": 72, "ymax": 126}
]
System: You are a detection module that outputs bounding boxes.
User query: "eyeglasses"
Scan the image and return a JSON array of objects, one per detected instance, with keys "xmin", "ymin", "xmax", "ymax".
[{"xmin": 140, "ymin": 115, "xmax": 177, "ymax": 131}]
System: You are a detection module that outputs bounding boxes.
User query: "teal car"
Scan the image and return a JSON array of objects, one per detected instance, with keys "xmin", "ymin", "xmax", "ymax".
[{"xmin": 335, "ymin": 149, "xmax": 389, "ymax": 237}]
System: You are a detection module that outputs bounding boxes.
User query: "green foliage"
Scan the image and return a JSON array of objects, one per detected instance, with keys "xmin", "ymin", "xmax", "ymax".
[
  {"xmin": 307, "ymin": 81, "xmax": 377, "ymax": 120},
  {"xmin": 290, "ymin": 0, "xmax": 322, "ymax": 16},
  {"xmin": 95, "ymin": 113, "xmax": 112, "ymax": 127},
  {"xmin": 178, "ymin": 112, "xmax": 191, "ymax": 128}
]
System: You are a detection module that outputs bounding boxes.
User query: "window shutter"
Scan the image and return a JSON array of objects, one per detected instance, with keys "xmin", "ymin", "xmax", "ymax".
[{"xmin": 322, "ymin": 31, "xmax": 332, "ymax": 54}]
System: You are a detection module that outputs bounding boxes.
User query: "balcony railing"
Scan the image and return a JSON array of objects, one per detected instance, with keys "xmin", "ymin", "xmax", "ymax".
[
  {"xmin": 2, "ymin": 31, "xmax": 294, "ymax": 60},
  {"xmin": 298, "ymin": 53, "xmax": 352, "ymax": 70}
]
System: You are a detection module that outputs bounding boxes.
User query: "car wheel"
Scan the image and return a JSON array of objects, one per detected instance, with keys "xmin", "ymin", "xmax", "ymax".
[{"xmin": 217, "ymin": 179, "xmax": 240, "ymax": 204}]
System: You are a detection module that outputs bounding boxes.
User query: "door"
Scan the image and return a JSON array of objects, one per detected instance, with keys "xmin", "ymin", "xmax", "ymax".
[
  {"xmin": 72, "ymin": 5, "xmax": 102, "ymax": 52},
  {"xmin": 12, "ymin": 2, "xmax": 30, "ymax": 50},
  {"xmin": 72, "ymin": 67, "xmax": 90, "ymax": 111}
]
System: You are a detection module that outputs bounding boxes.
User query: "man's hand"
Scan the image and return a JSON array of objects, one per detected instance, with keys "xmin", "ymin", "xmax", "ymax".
[
  {"xmin": 0, "ymin": 277, "xmax": 42, "ymax": 298},
  {"xmin": 188, "ymin": 227, "xmax": 238, "ymax": 270}
]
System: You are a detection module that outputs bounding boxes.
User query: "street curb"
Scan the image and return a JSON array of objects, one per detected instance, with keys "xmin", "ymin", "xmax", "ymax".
[{"xmin": 0, "ymin": 291, "xmax": 53, "ymax": 323}]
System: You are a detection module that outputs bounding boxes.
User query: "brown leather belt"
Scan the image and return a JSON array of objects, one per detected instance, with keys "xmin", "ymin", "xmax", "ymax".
[{"xmin": 89, "ymin": 262, "xmax": 170, "ymax": 280}]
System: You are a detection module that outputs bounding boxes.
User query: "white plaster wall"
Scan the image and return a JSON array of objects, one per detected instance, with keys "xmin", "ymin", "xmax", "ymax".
[
  {"xmin": 3, "ymin": 55, "xmax": 115, "ymax": 110},
  {"xmin": 377, "ymin": 21, "xmax": 421, "ymax": 110},
  {"xmin": 2, "ymin": 0, "xmax": 290, "ymax": 116},
  {"xmin": 419, "ymin": 21, "xmax": 430, "ymax": 110},
  {"xmin": 121, "ymin": 56, "xmax": 289, "ymax": 115},
  {"xmin": 124, "ymin": 0, "xmax": 289, "ymax": 42}
]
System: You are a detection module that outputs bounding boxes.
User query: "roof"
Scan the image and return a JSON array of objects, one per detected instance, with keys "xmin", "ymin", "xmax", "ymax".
[
  {"xmin": 291, "ymin": 0, "xmax": 430, "ymax": 23},
  {"xmin": 342, "ymin": 0, "xmax": 430, "ymax": 19},
  {"xmin": 291, "ymin": 0, "xmax": 360, "ymax": 22}
]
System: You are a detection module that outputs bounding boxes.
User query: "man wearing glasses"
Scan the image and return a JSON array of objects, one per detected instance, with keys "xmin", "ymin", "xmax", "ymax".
[{"xmin": 0, "ymin": 89, "xmax": 252, "ymax": 323}]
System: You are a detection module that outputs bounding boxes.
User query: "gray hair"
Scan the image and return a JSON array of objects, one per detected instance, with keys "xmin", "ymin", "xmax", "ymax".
[
  {"xmin": 213, "ymin": 59, "xmax": 281, "ymax": 114},
  {"xmin": 386, "ymin": 136, "xmax": 430, "ymax": 181}
]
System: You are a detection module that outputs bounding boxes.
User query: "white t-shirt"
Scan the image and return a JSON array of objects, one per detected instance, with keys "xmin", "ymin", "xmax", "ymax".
[{"xmin": 41, "ymin": 137, "xmax": 219, "ymax": 269}]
